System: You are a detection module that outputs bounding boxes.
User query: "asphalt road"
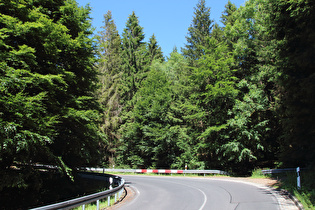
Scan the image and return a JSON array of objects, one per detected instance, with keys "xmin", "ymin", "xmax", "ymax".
[{"xmin": 118, "ymin": 175, "xmax": 280, "ymax": 210}]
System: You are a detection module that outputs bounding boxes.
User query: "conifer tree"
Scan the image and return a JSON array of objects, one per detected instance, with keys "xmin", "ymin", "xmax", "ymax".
[
  {"xmin": 121, "ymin": 11, "xmax": 149, "ymax": 102},
  {"xmin": 96, "ymin": 10, "xmax": 122, "ymax": 166},
  {"xmin": 148, "ymin": 34, "xmax": 164, "ymax": 64},
  {"xmin": 221, "ymin": 0, "xmax": 237, "ymax": 26},
  {"xmin": 182, "ymin": 0, "xmax": 213, "ymax": 66},
  {"xmin": 220, "ymin": 1, "xmax": 238, "ymax": 52}
]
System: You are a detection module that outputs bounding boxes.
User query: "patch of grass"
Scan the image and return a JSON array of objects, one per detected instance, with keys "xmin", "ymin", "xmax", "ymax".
[
  {"xmin": 72, "ymin": 189, "xmax": 125, "ymax": 210},
  {"xmin": 251, "ymin": 168, "xmax": 267, "ymax": 178},
  {"xmin": 294, "ymin": 189, "xmax": 315, "ymax": 210}
]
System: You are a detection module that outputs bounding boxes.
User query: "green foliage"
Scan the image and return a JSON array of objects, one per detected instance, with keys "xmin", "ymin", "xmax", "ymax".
[
  {"xmin": 216, "ymin": 0, "xmax": 281, "ymax": 173},
  {"xmin": 95, "ymin": 10, "xmax": 123, "ymax": 166},
  {"xmin": 182, "ymin": 0, "xmax": 213, "ymax": 66},
  {"xmin": 2, "ymin": 0, "xmax": 311, "ymax": 191},
  {"xmin": 121, "ymin": 11, "xmax": 149, "ymax": 102},
  {"xmin": 272, "ymin": 168, "xmax": 315, "ymax": 209},
  {"xmin": 271, "ymin": 0, "xmax": 315, "ymax": 167},
  {"xmin": 0, "ymin": 0, "xmax": 103, "ymax": 190},
  {"xmin": 119, "ymin": 65, "xmax": 174, "ymax": 168},
  {"xmin": 250, "ymin": 168, "xmax": 267, "ymax": 178},
  {"xmin": 186, "ymin": 36, "xmax": 238, "ymax": 170},
  {"xmin": 221, "ymin": 0, "xmax": 237, "ymax": 26},
  {"xmin": 118, "ymin": 52, "xmax": 197, "ymax": 169},
  {"xmin": 106, "ymin": 0, "xmax": 313, "ymax": 176},
  {"xmin": 147, "ymin": 34, "xmax": 164, "ymax": 63}
]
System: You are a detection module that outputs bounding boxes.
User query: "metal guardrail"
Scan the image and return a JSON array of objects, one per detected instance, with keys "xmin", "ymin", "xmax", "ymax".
[
  {"xmin": 31, "ymin": 172, "xmax": 125, "ymax": 210},
  {"xmin": 31, "ymin": 167, "xmax": 227, "ymax": 209},
  {"xmin": 261, "ymin": 168, "xmax": 297, "ymax": 174},
  {"xmin": 85, "ymin": 167, "xmax": 229, "ymax": 175},
  {"xmin": 262, "ymin": 167, "xmax": 303, "ymax": 189},
  {"xmin": 184, "ymin": 169, "xmax": 228, "ymax": 175}
]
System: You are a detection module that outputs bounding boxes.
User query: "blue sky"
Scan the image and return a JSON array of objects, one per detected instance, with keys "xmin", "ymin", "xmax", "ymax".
[{"xmin": 76, "ymin": 0, "xmax": 246, "ymax": 57}]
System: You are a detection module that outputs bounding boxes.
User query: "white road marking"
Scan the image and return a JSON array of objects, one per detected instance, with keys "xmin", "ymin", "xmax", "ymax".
[{"xmin": 165, "ymin": 180, "xmax": 208, "ymax": 210}]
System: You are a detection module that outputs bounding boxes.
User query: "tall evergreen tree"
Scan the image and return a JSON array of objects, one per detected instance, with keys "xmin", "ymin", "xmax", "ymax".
[
  {"xmin": 121, "ymin": 11, "xmax": 149, "ymax": 102},
  {"xmin": 118, "ymin": 11, "xmax": 151, "ymax": 167},
  {"xmin": 147, "ymin": 34, "xmax": 164, "ymax": 64},
  {"xmin": 95, "ymin": 10, "xmax": 122, "ymax": 166},
  {"xmin": 221, "ymin": 0, "xmax": 237, "ymax": 27},
  {"xmin": 182, "ymin": 0, "xmax": 213, "ymax": 66},
  {"xmin": 220, "ymin": 1, "xmax": 237, "ymax": 47}
]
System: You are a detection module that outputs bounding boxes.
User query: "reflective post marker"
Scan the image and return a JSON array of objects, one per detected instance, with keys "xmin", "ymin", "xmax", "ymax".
[
  {"xmin": 297, "ymin": 167, "xmax": 301, "ymax": 190},
  {"xmin": 110, "ymin": 177, "xmax": 113, "ymax": 190}
]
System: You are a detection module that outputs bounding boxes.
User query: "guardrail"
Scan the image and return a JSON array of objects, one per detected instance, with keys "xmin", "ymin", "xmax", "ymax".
[
  {"xmin": 85, "ymin": 167, "xmax": 229, "ymax": 176},
  {"xmin": 261, "ymin": 168, "xmax": 297, "ymax": 174},
  {"xmin": 262, "ymin": 167, "xmax": 302, "ymax": 189},
  {"xmin": 30, "ymin": 167, "xmax": 227, "ymax": 209},
  {"xmin": 31, "ymin": 172, "xmax": 125, "ymax": 210}
]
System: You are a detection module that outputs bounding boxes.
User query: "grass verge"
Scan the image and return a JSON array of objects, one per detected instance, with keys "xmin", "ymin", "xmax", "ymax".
[
  {"xmin": 72, "ymin": 189, "xmax": 125, "ymax": 210},
  {"xmin": 251, "ymin": 168, "xmax": 315, "ymax": 209}
]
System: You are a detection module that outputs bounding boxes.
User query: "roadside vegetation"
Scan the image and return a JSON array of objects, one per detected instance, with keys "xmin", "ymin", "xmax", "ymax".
[
  {"xmin": 272, "ymin": 170, "xmax": 315, "ymax": 210},
  {"xmin": 250, "ymin": 168, "xmax": 315, "ymax": 209}
]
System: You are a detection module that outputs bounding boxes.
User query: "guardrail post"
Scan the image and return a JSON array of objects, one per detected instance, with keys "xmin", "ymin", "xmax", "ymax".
[
  {"xmin": 119, "ymin": 188, "xmax": 123, "ymax": 198},
  {"xmin": 96, "ymin": 200, "xmax": 99, "ymax": 210},
  {"xmin": 109, "ymin": 177, "xmax": 113, "ymax": 190},
  {"xmin": 82, "ymin": 204, "xmax": 85, "ymax": 210},
  {"xmin": 297, "ymin": 167, "xmax": 301, "ymax": 190},
  {"xmin": 107, "ymin": 177, "xmax": 114, "ymax": 207}
]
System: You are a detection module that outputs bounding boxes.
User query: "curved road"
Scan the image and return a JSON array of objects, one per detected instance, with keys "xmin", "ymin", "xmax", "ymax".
[{"xmin": 118, "ymin": 175, "xmax": 281, "ymax": 210}]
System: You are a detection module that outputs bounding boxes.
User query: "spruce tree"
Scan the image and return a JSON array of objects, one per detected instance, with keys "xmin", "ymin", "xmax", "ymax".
[
  {"xmin": 221, "ymin": 0, "xmax": 237, "ymax": 26},
  {"xmin": 182, "ymin": 0, "xmax": 213, "ymax": 66},
  {"xmin": 96, "ymin": 10, "xmax": 122, "ymax": 166},
  {"xmin": 121, "ymin": 11, "xmax": 149, "ymax": 102},
  {"xmin": 148, "ymin": 34, "xmax": 164, "ymax": 64}
]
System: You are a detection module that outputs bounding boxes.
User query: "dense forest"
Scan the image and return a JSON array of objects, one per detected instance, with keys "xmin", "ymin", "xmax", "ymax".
[
  {"xmin": 95, "ymin": 0, "xmax": 315, "ymax": 174},
  {"xmin": 0, "ymin": 0, "xmax": 314, "ymax": 194}
]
